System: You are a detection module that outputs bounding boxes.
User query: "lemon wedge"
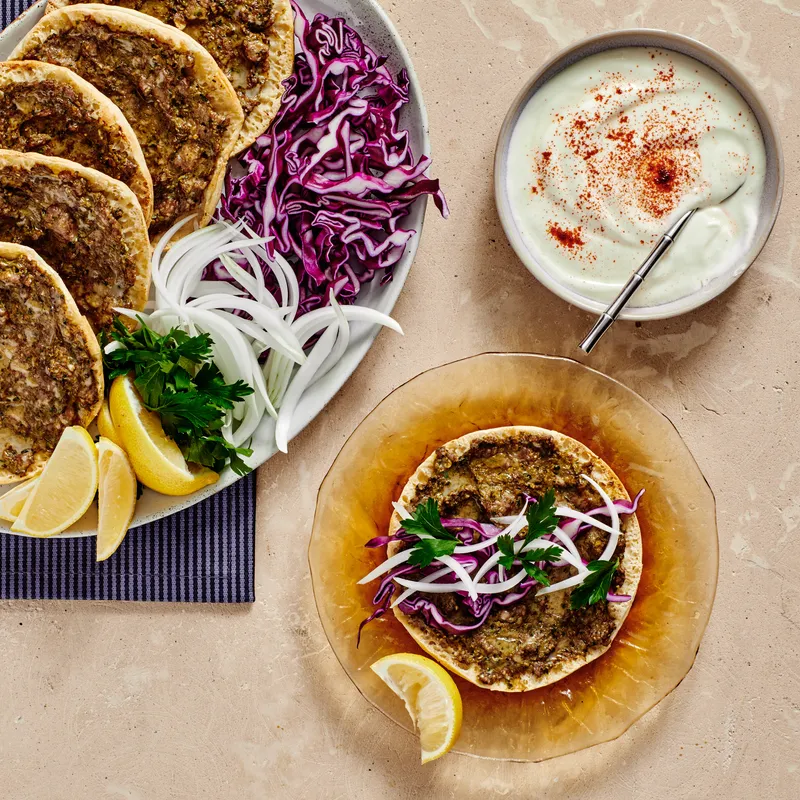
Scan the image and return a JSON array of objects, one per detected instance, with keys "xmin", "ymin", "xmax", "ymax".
[
  {"xmin": 96, "ymin": 437, "xmax": 137, "ymax": 561},
  {"xmin": 97, "ymin": 399, "xmax": 123, "ymax": 448},
  {"xmin": 109, "ymin": 374, "xmax": 218, "ymax": 496},
  {"xmin": 11, "ymin": 427, "xmax": 98, "ymax": 537},
  {"xmin": 0, "ymin": 477, "xmax": 39, "ymax": 522},
  {"xmin": 371, "ymin": 653, "xmax": 463, "ymax": 763}
]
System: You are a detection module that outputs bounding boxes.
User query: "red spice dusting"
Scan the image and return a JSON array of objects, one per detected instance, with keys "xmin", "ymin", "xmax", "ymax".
[
  {"xmin": 548, "ymin": 223, "xmax": 585, "ymax": 250},
  {"xmin": 532, "ymin": 54, "xmax": 704, "ymax": 231}
]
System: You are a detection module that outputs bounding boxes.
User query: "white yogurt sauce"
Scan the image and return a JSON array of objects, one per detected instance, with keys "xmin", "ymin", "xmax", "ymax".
[{"xmin": 506, "ymin": 47, "xmax": 767, "ymax": 307}]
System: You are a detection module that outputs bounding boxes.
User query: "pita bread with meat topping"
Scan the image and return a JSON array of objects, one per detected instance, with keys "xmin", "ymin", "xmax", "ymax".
[
  {"xmin": 0, "ymin": 60, "xmax": 153, "ymax": 223},
  {"xmin": 0, "ymin": 149, "xmax": 150, "ymax": 333},
  {"xmin": 12, "ymin": 4, "xmax": 245, "ymax": 241},
  {"xmin": 45, "ymin": 0, "xmax": 294, "ymax": 152},
  {"xmin": 0, "ymin": 243, "xmax": 103, "ymax": 484},
  {"xmin": 387, "ymin": 426, "xmax": 643, "ymax": 692}
]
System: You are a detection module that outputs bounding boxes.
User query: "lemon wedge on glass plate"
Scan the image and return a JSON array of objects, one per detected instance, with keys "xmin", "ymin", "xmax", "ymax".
[
  {"xmin": 109, "ymin": 374, "xmax": 218, "ymax": 497},
  {"xmin": 371, "ymin": 653, "xmax": 463, "ymax": 763},
  {"xmin": 96, "ymin": 437, "xmax": 137, "ymax": 561},
  {"xmin": 11, "ymin": 426, "xmax": 98, "ymax": 537},
  {"xmin": 0, "ymin": 476, "xmax": 39, "ymax": 522}
]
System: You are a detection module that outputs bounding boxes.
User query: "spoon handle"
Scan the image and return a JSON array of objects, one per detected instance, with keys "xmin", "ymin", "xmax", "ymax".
[{"xmin": 579, "ymin": 208, "xmax": 696, "ymax": 354}]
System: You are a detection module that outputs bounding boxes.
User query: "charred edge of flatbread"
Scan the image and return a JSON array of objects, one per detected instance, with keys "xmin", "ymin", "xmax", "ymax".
[
  {"xmin": 11, "ymin": 3, "xmax": 245, "ymax": 245},
  {"xmin": 234, "ymin": 0, "xmax": 295, "ymax": 152},
  {"xmin": 0, "ymin": 148, "xmax": 151, "ymax": 320},
  {"xmin": 386, "ymin": 426, "xmax": 643, "ymax": 693},
  {"xmin": 0, "ymin": 59, "xmax": 154, "ymax": 224},
  {"xmin": 0, "ymin": 242, "xmax": 103, "ymax": 484}
]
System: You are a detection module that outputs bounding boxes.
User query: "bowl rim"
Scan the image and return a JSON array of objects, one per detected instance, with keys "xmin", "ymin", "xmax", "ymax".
[
  {"xmin": 493, "ymin": 28, "xmax": 785, "ymax": 321},
  {"xmin": 308, "ymin": 351, "xmax": 719, "ymax": 761}
]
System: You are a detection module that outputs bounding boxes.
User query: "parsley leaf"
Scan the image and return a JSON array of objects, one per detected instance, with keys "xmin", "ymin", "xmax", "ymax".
[
  {"xmin": 497, "ymin": 536, "xmax": 561, "ymax": 586},
  {"xmin": 102, "ymin": 317, "xmax": 255, "ymax": 475},
  {"xmin": 524, "ymin": 488, "xmax": 559, "ymax": 545},
  {"xmin": 400, "ymin": 499, "xmax": 458, "ymax": 541},
  {"xmin": 401, "ymin": 500, "xmax": 459, "ymax": 568},
  {"xmin": 496, "ymin": 534, "xmax": 516, "ymax": 569},
  {"xmin": 570, "ymin": 558, "xmax": 619, "ymax": 609},
  {"xmin": 407, "ymin": 538, "xmax": 458, "ymax": 568}
]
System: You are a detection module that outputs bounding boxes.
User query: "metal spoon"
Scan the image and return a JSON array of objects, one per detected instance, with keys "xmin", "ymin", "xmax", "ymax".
[{"xmin": 578, "ymin": 183, "xmax": 744, "ymax": 354}]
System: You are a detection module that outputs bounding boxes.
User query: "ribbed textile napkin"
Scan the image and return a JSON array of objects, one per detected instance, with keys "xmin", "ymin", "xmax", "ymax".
[{"xmin": 0, "ymin": 0, "xmax": 257, "ymax": 602}]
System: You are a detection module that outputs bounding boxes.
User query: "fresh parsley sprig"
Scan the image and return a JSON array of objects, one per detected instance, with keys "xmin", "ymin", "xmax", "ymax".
[
  {"xmin": 524, "ymin": 488, "xmax": 559, "ymax": 545},
  {"xmin": 101, "ymin": 318, "xmax": 255, "ymax": 475},
  {"xmin": 496, "ymin": 535, "xmax": 561, "ymax": 585},
  {"xmin": 570, "ymin": 558, "xmax": 619, "ymax": 609},
  {"xmin": 401, "ymin": 499, "xmax": 459, "ymax": 568}
]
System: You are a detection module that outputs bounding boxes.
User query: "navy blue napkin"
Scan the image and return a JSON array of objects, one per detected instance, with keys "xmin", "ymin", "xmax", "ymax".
[{"xmin": 0, "ymin": 0, "xmax": 256, "ymax": 602}]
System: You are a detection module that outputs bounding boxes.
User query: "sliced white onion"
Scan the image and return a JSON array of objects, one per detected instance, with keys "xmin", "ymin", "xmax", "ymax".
[
  {"xmin": 396, "ymin": 569, "xmax": 528, "ymax": 596},
  {"xmin": 292, "ymin": 305, "xmax": 403, "ymax": 342},
  {"xmin": 394, "ymin": 576, "xmax": 469, "ymax": 594},
  {"xmin": 188, "ymin": 294, "xmax": 305, "ymax": 363},
  {"xmin": 437, "ymin": 555, "xmax": 477, "ymax": 600},
  {"xmin": 274, "ymin": 322, "xmax": 339, "ymax": 453},
  {"xmin": 548, "ymin": 525, "xmax": 586, "ymax": 571},
  {"xmin": 555, "ymin": 507, "xmax": 616, "ymax": 536},
  {"xmin": 392, "ymin": 501, "xmax": 411, "ymax": 520},
  {"xmin": 391, "ymin": 565, "xmax": 453, "ymax": 608},
  {"xmin": 357, "ymin": 548, "xmax": 413, "ymax": 585},
  {"xmin": 474, "ymin": 570, "xmax": 528, "ymax": 595},
  {"xmin": 314, "ymin": 293, "xmax": 350, "ymax": 382},
  {"xmin": 581, "ymin": 474, "xmax": 621, "ymax": 562}
]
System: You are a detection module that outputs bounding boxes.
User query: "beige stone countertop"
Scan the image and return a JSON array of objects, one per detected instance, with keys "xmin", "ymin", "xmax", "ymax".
[{"xmin": 2, "ymin": 0, "xmax": 799, "ymax": 797}]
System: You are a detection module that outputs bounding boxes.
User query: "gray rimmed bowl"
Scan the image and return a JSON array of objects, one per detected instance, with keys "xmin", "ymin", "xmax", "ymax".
[{"xmin": 494, "ymin": 29, "xmax": 784, "ymax": 320}]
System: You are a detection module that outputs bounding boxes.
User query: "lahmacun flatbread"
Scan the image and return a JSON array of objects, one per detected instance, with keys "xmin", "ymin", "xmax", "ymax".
[
  {"xmin": 0, "ymin": 59, "xmax": 153, "ymax": 222},
  {"xmin": 13, "ymin": 4, "xmax": 244, "ymax": 241},
  {"xmin": 0, "ymin": 149, "xmax": 150, "ymax": 332},
  {"xmin": 386, "ymin": 426, "xmax": 642, "ymax": 692},
  {"xmin": 0, "ymin": 243, "xmax": 103, "ymax": 483},
  {"xmin": 45, "ymin": 0, "xmax": 294, "ymax": 152}
]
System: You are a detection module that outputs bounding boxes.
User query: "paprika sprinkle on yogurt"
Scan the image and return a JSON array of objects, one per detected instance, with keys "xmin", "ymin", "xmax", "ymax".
[{"xmin": 506, "ymin": 47, "xmax": 766, "ymax": 307}]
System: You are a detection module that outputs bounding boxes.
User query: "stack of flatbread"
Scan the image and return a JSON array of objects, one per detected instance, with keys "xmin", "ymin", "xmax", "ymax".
[{"xmin": 0, "ymin": 2, "xmax": 294, "ymax": 481}]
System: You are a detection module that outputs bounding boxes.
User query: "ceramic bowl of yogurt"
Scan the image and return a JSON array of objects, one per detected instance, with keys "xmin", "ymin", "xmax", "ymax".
[{"xmin": 494, "ymin": 30, "xmax": 783, "ymax": 320}]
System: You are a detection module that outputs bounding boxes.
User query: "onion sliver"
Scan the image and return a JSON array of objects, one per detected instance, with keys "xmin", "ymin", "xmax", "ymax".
[
  {"xmin": 358, "ymin": 548, "xmax": 413, "ymax": 585},
  {"xmin": 556, "ymin": 507, "xmax": 616, "ymax": 536},
  {"xmin": 275, "ymin": 322, "xmax": 339, "ymax": 452},
  {"xmin": 314, "ymin": 293, "xmax": 350, "ymax": 382},
  {"xmin": 189, "ymin": 295, "xmax": 305, "ymax": 363},
  {"xmin": 292, "ymin": 305, "xmax": 403, "ymax": 342},
  {"xmin": 581, "ymin": 473, "xmax": 621, "ymax": 562},
  {"xmin": 437, "ymin": 555, "xmax": 477, "ymax": 600},
  {"xmin": 391, "ymin": 565, "xmax": 455, "ymax": 608}
]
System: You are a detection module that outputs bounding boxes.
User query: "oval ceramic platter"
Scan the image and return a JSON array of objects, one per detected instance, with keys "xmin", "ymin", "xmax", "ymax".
[{"xmin": 0, "ymin": 0, "xmax": 432, "ymax": 536}]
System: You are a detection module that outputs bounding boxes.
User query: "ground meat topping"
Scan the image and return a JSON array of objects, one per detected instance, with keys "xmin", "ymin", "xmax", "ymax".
[
  {"xmin": 0, "ymin": 163, "xmax": 135, "ymax": 331},
  {"xmin": 0, "ymin": 79, "xmax": 139, "ymax": 190},
  {"xmin": 26, "ymin": 18, "xmax": 232, "ymax": 236},
  {"xmin": 0, "ymin": 253, "xmax": 99, "ymax": 477},
  {"xmin": 54, "ymin": 0, "xmax": 274, "ymax": 114},
  {"xmin": 407, "ymin": 431, "xmax": 631, "ymax": 688}
]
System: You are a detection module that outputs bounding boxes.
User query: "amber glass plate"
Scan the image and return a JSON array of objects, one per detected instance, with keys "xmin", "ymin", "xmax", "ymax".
[{"xmin": 309, "ymin": 354, "xmax": 718, "ymax": 761}]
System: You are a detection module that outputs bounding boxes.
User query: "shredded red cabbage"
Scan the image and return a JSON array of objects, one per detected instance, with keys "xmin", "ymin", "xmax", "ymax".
[
  {"xmin": 357, "ymin": 490, "xmax": 644, "ymax": 644},
  {"xmin": 220, "ymin": 1, "xmax": 449, "ymax": 316}
]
